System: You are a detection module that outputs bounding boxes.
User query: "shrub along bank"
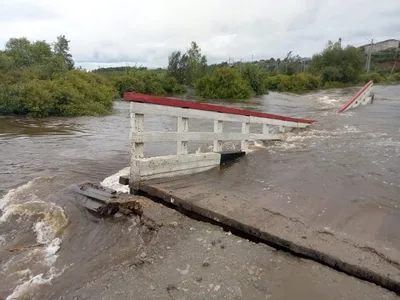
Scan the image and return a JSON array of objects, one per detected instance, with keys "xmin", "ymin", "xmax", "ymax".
[
  {"xmin": 195, "ymin": 67, "xmax": 253, "ymax": 99},
  {"xmin": 0, "ymin": 36, "xmax": 186, "ymax": 117},
  {"xmin": 0, "ymin": 36, "xmax": 119, "ymax": 117},
  {"xmin": 0, "ymin": 70, "xmax": 115, "ymax": 117},
  {"xmin": 94, "ymin": 69, "xmax": 187, "ymax": 98}
]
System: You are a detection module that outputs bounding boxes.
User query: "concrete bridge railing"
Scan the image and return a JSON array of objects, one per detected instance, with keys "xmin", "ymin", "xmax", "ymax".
[
  {"xmin": 124, "ymin": 93, "xmax": 315, "ymax": 193},
  {"xmin": 338, "ymin": 80, "xmax": 374, "ymax": 113}
]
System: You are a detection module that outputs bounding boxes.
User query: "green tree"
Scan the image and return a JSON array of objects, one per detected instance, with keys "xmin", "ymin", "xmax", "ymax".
[
  {"xmin": 0, "ymin": 51, "xmax": 13, "ymax": 71},
  {"xmin": 30, "ymin": 41, "xmax": 53, "ymax": 64},
  {"xmin": 167, "ymin": 51, "xmax": 185, "ymax": 84},
  {"xmin": 5, "ymin": 38, "xmax": 33, "ymax": 67},
  {"xmin": 167, "ymin": 41, "xmax": 207, "ymax": 87},
  {"xmin": 53, "ymin": 35, "xmax": 74, "ymax": 70},
  {"xmin": 239, "ymin": 63, "xmax": 267, "ymax": 95},
  {"xmin": 321, "ymin": 66, "xmax": 342, "ymax": 82},
  {"xmin": 310, "ymin": 40, "xmax": 364, "ymax": 83}
]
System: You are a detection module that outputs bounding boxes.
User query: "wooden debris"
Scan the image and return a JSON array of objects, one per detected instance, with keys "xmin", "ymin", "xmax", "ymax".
[{"xmin": 8, "ymin": 244, "xmax": 45, "ymax": 253}]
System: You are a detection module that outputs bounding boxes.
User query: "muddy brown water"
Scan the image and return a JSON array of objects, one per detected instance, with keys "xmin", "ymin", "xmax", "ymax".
[{"xmin": 0, "ymin": 85, "xmax": 399, "ymax": 299}]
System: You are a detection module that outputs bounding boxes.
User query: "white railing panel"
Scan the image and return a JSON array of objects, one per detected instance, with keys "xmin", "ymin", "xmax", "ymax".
[
  {"xmin": 134, "ymin": 153, "xmax": 221, "ymax": 180},
  {"xmin": 130, "ymin": 102, "xmax": 249, "ymax": 123},
  {"xmin": 133, "ymin": 131, "xmax": 281, "ymax": 143}
]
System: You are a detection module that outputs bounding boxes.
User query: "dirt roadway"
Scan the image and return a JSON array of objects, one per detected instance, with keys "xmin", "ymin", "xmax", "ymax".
[{"xmin": 43, "ymin": 195, "xmax": 398, "ymax": 300}]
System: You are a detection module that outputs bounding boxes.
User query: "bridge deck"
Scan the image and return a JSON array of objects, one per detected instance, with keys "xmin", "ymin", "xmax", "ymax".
[
  {"xmin": 139, "ymin": 164, "xmax": 400, "ymax": 294},
  {"xmin": 122, "ymin": 82, "xmax": 400, "ymax": 293}
]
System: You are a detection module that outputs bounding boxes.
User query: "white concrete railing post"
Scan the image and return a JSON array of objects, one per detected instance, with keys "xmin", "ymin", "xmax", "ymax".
[
  {"xmin": 130, "ymin": 104, "xmax": 144, "ymax": 194},
  {"xmin": 263, "ymin": 124, "xmax": 270, "ymax": 135},
  {"xmin": 177, "ymin": 117, "xmax": 189, "ymax": 155},
  {"xmin": 241, "ymin": 122, "xmax": 250, "ymax": 151},
  {"xmin": 213, "ymin": 120, "xmax": 223, "ymax": 152}
]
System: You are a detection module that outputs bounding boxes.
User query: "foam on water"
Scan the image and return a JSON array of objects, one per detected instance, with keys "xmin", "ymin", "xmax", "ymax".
[
  {"xmin": 0, "ymin": 201, "xmax": 67, "ymax": 268},
  {"xmin": 0, "ymin": 179, "xmax": 68, "ymax": 299},
  {"xmin": 0, "ymin": 234, "xmax": 5, "ymax": 246},
  {"xmin": 0, "ymin": 179, "xmax": 36, "ymax": 210},
  {"xmin": 245, "ymin": 140, "xmax": 267, "ymax": 152},
  {"xmin": 100, "ymin": 167, "xmax": 130, "ymax": 193},
  {"xmin": 6, "ymin": 267, "xmax": 65, "ymax": 300},
  {"xmin": 318, "ymin": 95, "xmax": 341, "ymax": 108}
]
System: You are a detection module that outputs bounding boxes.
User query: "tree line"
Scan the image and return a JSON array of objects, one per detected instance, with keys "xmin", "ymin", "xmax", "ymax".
[
  {"xmin": 164, "ymin": 39, "xmax": 400, "ymax": 98},
  {"xmin": 1, "ymin": 36, "xmax": 399, "ymax": 117}
]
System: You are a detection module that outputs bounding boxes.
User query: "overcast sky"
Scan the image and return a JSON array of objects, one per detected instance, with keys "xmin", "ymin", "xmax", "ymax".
[{"xmin": 1, "ymin": 0, "xmax": 399, "ymax": 70}]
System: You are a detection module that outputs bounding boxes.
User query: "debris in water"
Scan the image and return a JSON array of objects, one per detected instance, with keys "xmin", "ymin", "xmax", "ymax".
[
  {"xmin": 7, "ymin": 243, "xmax": 45, "ymax": 252},
  {"xmin": 72, "ymin": 182, "xmax": 160, "ymax": 231}
]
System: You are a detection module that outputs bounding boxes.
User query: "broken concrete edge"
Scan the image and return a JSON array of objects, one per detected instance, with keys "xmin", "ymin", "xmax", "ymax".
[
  {"xmin": 138, "ymin": 183, "xmax": 400, "ymax": 295},
  {"xmin": 119, "ymin": 175, "xmax": 129, "ymax": 185},
  {"xmin": 119, "ymin": 151, "xmax": 246, "ymax": 186},
  {"xmin": 219, "ymin": 151, "xmax": 246, "ymax": 165},
  {"xmin": 70, "ymin": 183, "xmax": 143, "ymax": 217}
]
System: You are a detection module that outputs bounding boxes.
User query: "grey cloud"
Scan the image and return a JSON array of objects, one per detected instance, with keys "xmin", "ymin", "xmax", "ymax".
[
  {"xmin": 379, "ymin": 8, "xmax": 400, "ymax": 19},
  {"xmin": 212, "ymin": 23, "xmax": 238, "ymax": 36},
  {"xmin": 286, "ymin": 1, "xmax": 323, "ymax": 32},
  {"xmin": 377, "ymin": 21, "xmax": 400, "ymax": 36},
  {"xmin": 346, "ymin": 30, "xmax": 375, "ymax": 40},
  {"xmin": 2, "ymin": 0, "xmax": 400, "ymax": 70},
  {"xmin": 1, "ymin": 2, "xmax": 58, "ymax": 22}
]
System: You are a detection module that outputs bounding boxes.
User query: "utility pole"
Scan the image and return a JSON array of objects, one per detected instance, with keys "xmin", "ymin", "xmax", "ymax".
[
  {"xmin": 365, "ymin": 38, "xmax": 374, "ymax": 73},
  {"xmin": 390, "ymin": 48, "xmax": 398, "ymax": 75}
]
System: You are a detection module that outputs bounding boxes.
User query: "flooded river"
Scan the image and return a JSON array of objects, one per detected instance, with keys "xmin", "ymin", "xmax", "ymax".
[{"xmin": 0, "ymin": 85, "xmax": 399, "ymax": 299}]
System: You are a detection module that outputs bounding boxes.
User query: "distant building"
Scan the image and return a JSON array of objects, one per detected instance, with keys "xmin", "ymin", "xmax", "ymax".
[{"xmin": 360, "ymin": 39, "xmax": 400, "ymax": 54}]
